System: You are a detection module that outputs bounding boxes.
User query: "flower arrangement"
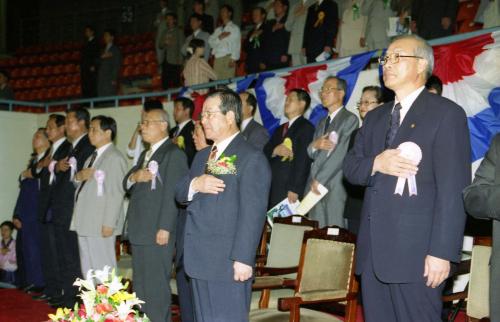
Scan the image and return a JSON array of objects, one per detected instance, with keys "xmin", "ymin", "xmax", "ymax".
[
  {"xmin": 48, "ymin": 266, "xmax": 149, "ymax": 322},
  {"xmin": 206, "ymin": 153, "xmax": 237, "ymax": 175}
]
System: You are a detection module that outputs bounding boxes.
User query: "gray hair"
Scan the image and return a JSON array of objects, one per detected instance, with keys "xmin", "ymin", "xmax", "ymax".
[
  {"xmin": 324, "ymin": 75, "xmax": 347, "ymax": 93},
  {"xmin": 206, "ymin": 89, "xmax": 242, "ymax": 128},
  {"xmin": 392, "ymin": 34, "xmax": 434, "ymax": 79},
  {"xmin": 148, "ymin": 108, "xmax": 169, "ymax": 132}
]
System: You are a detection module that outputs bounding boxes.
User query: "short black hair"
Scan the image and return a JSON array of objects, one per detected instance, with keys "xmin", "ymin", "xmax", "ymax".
[
  {"xmin": 84, "ymin": 25, "xmax": 95, "ymax": 34},
  {"xmin": 242, "ymin": 92, "xmax": 258, "ymax": 116},
  {"xmin": 165, "ymin": 12, "xmax": 178, "ymax": 20},
  {"xmin": 206, "ymin": 89, "xmax": 242, "ymax": 127},
  {"xmin": 190, "ymin": 13, "xmax": 204, "ymax": 22},
  {"xmin": 37, "ymin": 127, "xmax": 49, "ymax": 138},
  {"xmin": 91, "ymin": 115, "xmax": 117, "ymax": 141},
  {"xmin": 221, "ymin": 4, "xmax": 234, "ymax": 18},
  {"xmin": 290, "ymin": 88, "xmax": 311, "ymax": 110},
  {"xmin": 253, "ymin": 6, "xmax": 267, "ymax": 16},
  {"xmin": 425, "ymin": 75, "xmax": 443, "ymax": 96},
  {"xmin": 143, "ymin": 99, "xmax": 164, "ymax": 111},
  {"xmin": 362, "ymin": 86, "xmax": 384, "ymax": 103},
  {"xmin": 174, "ymin": 97, "xmax": 195, "ymax": 118},
  {"xmin": 193, "ymin": 0, "xmax": 205, "ymax": 9},
  {"xmin": 67, "ymin": 107, "xmax": 90, "ymax": 129},
  {"xmin": 1, "ymin": 221, "xmax": 14, "ymax": 231},
  {"xmin": 103, "ymin": 29, "xmax": 116, "ymax": 38},
  {"xmin": 49, "ymin": 114, "xmax": 66, "ymax": 127},
  {"xmin": 275, "ymin": 0, "xmax": 289, "ymax": 7}
]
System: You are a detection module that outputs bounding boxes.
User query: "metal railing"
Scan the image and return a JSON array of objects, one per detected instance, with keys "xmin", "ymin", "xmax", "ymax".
[{"xmin": 1, "ymin": 26, "xmax": 498, "ymax": 113}]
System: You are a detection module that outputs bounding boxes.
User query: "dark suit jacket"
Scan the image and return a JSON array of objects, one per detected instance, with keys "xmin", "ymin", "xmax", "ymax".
[
  {"xmin": 262, "ymin": 16, "xmax": 290, "ymax": 70},
  {"xmin": 97, "ymin": 44, "xmax": 122, "ymax": 97},
  {"xmin": 51, "ymin": 135, "xmax": 95, "ymax": 226},
  {"xmin": 242, "ymin": 119, "xmax": 269, "ymax": 150},
  {"xmin": 343, "ymin": 90, "xmax": 471, "ymax": 283},
  {"xmin": 176, "ymin": 134, "xmax": 271, "ymax": 281},
  {"xmin": 169, "ymin": 121, "xmax": 196, "ymax": 166},
  {"xmin": 463, "ymin": 134, "xmax": 500, "ymax": 319},
  {"xmin": 124, "ymin": 139, "xmax": 188, "ymax": 245},
  {"xmin": 303, "ymin": 0, "xmax": 338, "ymax": 61},
  {"xmin": 264, "ymin": 116, "xmax": 315, "ymax": 208},
  {"xmin": 81, "ymin": 38, "xmax": 100, "ymax": 76},
  {"xmin": 412, "ymin": 0, "xmax": 458, "ymax": 39},
  {"xmin": 37, "ymin": 140, "xmax": 73, "ymax": 223},
  {"xmin": 244, "ymin": 22, "xmax": 267, "ymax": 74}
]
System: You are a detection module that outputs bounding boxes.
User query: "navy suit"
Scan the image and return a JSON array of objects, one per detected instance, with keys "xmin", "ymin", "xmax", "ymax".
[
  {"xmin": 242, "ymin": 119, "xmax": 269, "ymax": 150},
  {"xmin": 176, "ymin": 134, "xmax": 271, "ymax": 321},
  {"xmin": 343, "ymin": 90, "xmax": 471, "ymax": 321},
  {"xmin": 169, "ymin": 121, "xmax": 196, "ymax": 167}
]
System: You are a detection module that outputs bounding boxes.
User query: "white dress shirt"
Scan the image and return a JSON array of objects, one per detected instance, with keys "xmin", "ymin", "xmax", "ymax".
[
  {"xmin": 126, "ymin": 135, "xmax": 145, "ymax": 167},
  {"xmin": 394, "ymin": 86, "xmax": 425, "ymax": 125},
  {"xmin": 51, "ymin": 137, "xmax": 66, "ymax": 156},
  {"xmin": 241, "ymin": 118, "xmax": 252, "ymax": 132},
  {"xmin": 208, "ymin": 21, "xmax": 241, "ymax": 60},
  {"xmin": 72, "ymin": 133, "xmax": 87, "ymax": 148},
  {"xmin": 173, "ymin": 119, "xmax": 193, "ymax": 137},
  {"xmin": 126, "ymin": 137, "xmax": 168, "ymax": 189}
]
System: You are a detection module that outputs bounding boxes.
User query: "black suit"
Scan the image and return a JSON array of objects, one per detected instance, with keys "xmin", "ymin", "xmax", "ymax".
[
  {"xmin": 169, "ymin": 121, "xmax": 196, "ymax": 167},
  {"xmin": 303, "ymin": 0, "xmax": 338, "ymax": 63},
  {"xmin": 80, "ymin": 37, "xmax": 100, "ymax": 98},
  {"xmin": 343, "ymin": 128, "xmax": 364, "ymax": 235},
  {"xmin": 262, "ymin": 16, "xmax": 290, "ymax": 70},
  {"xmin": 52, "ymin": 135, "xmax": 95, "ymax": 307},
  {"xmin": 412, "ymin": 0, "xmax": 458, "ymax": 40},
  {"xmin": 343, "ymin": 90, "xmax": 471, "ymax": 321},
  {"xmin": 124, "ymin": 139, "xmax": 188, "ymax": 322},
  {"xmin": 264, "ymin": 116, "xmax": 315, "ymax": 208},
  {"xmin": 244, "ymin": 22, "xmax": 267, "ymax": 74},
  {"xmin": 37, "ymin": 140, "xmax": 72, "ymax": 298}
]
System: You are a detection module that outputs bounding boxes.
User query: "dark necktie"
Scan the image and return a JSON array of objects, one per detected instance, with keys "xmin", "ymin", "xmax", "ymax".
[
  {"xmin": 282, "ymin": 122, "xmax": 289, "ymax": 138},
  {"xmin": 75, "ymin": 151, "xmax": 98, "ymax": 202},
  {"xmin": 208, "ymin": 145, "xmax": 218, "ymax": 162},
  {"xmin": 385, "ymin": 103, "xmax": 402, "ymax": 148},
  {"xmin": 324, "ymin": 115, "xmax": 331, "ymax": 134}
]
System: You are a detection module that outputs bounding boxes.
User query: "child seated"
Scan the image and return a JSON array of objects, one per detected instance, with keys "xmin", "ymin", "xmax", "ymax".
[{"xmin": 0, "ymin": 221, "xmax": 17, "ymax": 287}]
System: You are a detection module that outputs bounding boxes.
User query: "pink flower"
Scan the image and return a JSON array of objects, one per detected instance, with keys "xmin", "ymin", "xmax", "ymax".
[
  {"xmin": 96, "ymin": 303, "xmax": 113, "ymax": 314},
  {"xmin": 97, "ymin": 284, "xmax": 109, "ymax": 295}
]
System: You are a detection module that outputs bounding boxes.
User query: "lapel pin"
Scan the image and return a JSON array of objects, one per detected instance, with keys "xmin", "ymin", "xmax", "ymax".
[{"xmin": 411, "ymin": 123, "xmax": 416, "ymax": 128}]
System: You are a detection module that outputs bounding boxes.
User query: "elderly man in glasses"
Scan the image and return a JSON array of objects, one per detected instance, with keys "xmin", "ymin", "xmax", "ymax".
[{"xmin": 343, "ymin": 35, "xmax": 471, "ymax": 322}]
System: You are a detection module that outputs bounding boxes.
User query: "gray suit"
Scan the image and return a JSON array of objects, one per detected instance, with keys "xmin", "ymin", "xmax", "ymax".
[
  {"xmin": 97, "ymin": 44, "xmax": 122, "ymax": 97},
  {"xmin": 124, "ymin": 139, "xmax": 189, "ymax": 322},
  {"xmin": 306, "ymin": 108, "xmax": 358, "ymax": 227},
  {"xmin": 463, "ymin": 134, "xmax": 500, "ymax": 321},
  {"xmin": 70, "ymin": 144, "xmax": 127, "ymax": 274},
  {"xmin": 361, "ymin": 0, "xmax": 395, "ymax": 50},
  {"xmin": 242, "ymin": 119, "xmax": 269, "ymax": 150},
  {"xmin": 181, "ymin": 30, "xmax": 211, "ymax": 61}
]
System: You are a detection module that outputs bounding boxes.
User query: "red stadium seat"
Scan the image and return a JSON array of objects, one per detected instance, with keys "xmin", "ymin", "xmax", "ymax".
[
  {"xmin": 32, "ymin": 66, "xmax": 43, "ymax": 77},
  {"xmin": 134, "ymin": 52, "xmax": 145, "ymax": 65},
  {"xmin": 53, "ymin": 65, "xmax": 63, "ymax": 75},
  {"xmin": 144, "ymin": 51, "xmax": 156, "ymax": 63},
  {"xmin": 70, "ymin": 51, "xmax": 81, "ymax": 62},
  {"xmin": 34, "ymin": 78, "xmax": 44, "ymax": 88},
  {"xmin": 123, "ymin": 55, "xmax": 134, "ymax": 66}
]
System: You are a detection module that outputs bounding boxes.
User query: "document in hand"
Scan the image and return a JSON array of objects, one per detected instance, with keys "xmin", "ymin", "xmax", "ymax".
[
  {"xmin": 296, "ymin": 183, "xmax": 329, "ymax": 215},
  {"xmin": 266, "ymin": 198, "xmax": 300, "ymax": 227}
]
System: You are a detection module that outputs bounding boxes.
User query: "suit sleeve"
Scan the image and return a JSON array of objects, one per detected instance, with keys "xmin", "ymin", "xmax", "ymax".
[
  {"xmin": 230, "ymin": 152, "xmax": 272, "ymax": 266},
  {"xmin": 157, "ymin": 149, "xmax": 189, "ymax": 232},
  {"xmin": 123, "ymin": 151, "xmax": 145, "ymax": 193},
  {"xmin": 316, "ymin": 116, "xmax": 358, "ymax": 185},
  {"xmin": 463, "ymin": 135, "xmax": 500, "ymax": 221},
  {"xmin": 253, "ymin": 127, "xmax": 270, "ymax": 150},
  {"xmin": 287, "ymin": 125, "xmax": 314, "ymax": 195},
  {"xmin": 428, "ymin": 106, "xmax": 471, "ymax": 263},
  {"xmin": 445, "ymin": 0, "xmax": 459, "ymax": 19},
  {"xmin": 324, "ymin": 1, "xmax": 339, "ymax": 46},
  {"xmin": 343, "ymin": 115, "xmax": 377, "ymax": 187},
  {"xmin": 102, "ymin": 153, "xmax": 127, "ymax": 229},
  {"xmin": 112, "ymin": 47, "xmax": 122, "ymax": 81}
]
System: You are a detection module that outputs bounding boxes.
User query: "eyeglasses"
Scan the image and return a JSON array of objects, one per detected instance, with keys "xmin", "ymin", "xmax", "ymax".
[
  {"xmin": 139, "ymin": 120, "xmax": 166, "ymax": 126},
  {"xmin": 319, "ymin": 87, "xmax": 342, "ymax": 94},
  {"xmin": 200, "ymin": 110, "xmax": 223, "ymax": 120},
  {"xmin": 378, "ymin": 53, "xmax": 423, "ymax": 66},
  {"xmin": 357, "ymin": 100, "xmax": 379, "ymax": 107}
]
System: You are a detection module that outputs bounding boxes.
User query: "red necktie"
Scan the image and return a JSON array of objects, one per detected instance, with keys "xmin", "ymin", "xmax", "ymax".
[{"xmin": 282, "ymin": 122, "xmax": 289, "ymax": 138}]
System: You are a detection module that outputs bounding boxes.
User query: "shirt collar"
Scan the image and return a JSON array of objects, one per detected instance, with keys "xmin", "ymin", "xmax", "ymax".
[
  {"xmin": 150, "ymin": 137, "xmax": 169, "ymax": 155},
  {"xmin": 328, "ymin": 106, "xmax": 343, "ymax": 120},
  {"xmin": 213, "ymin": 132, "xmax": 240, "ymax": 159},
  {"xmin": 394, "ymin": 86, "xmax": 425, "ymax": 124},
  {"xmin": 256, "ymin": 22, "xmax": 263, "ymax": 29},
  {"xmin": 95, "ymin": 142, "xmax": 112, "ymax": 159},
  {"xmin": 177, "ymin": 119, "xmax": 192, "ymax": 133},
  {"xmin": 317, "ymin": 0, "xmax": 324, "ymax": 5},
  {"xmin": 241, "ymin": 118, "xmax": 252, "ymax": 132},
  {"xmin": 51, "ymin": 137, "xmax": 66, "ymax": 154},
  {"xmin": 37, "ymin": 149, "xmax": 49, "ymax": 161},
  {"xmin": 288, "ymin": 115, "xmax": 301, "ymax": 127},
  {"xmin": 72, "ymin": 133, "xmax": 87, "ymax": 148}
]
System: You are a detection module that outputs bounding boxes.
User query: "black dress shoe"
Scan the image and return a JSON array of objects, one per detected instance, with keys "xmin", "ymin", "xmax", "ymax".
[
  {"xmin": 22, "ymin": 284, "xmax": 35, "ymax": 292},
  {"xmin": 32, "ymin": 294, "xmax": 52, "ymax": 301}
]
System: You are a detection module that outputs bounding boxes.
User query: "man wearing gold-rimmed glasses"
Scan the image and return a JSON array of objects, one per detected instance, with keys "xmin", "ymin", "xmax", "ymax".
[{"xmin": 343, "ymin": 34, "xmax": 471, "ymax": 321}]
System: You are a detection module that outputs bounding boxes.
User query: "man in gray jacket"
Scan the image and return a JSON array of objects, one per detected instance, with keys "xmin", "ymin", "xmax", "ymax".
[{"xmin": 71, "ymin": 116, "xmax": 127, "ymax": 275}]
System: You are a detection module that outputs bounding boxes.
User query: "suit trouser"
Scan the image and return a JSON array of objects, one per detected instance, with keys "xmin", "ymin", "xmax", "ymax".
[
  {"xmin": 361, "ymin": 252, "xmax": 444, "ymax": 322},
  {"xmin": 132, "ymin": 243, "xmax": 174, "ymax": 322},
  {"xmin": 40, "ymin": 221, "xmax": 62, "ymax": 297},
  {"xmin": 213, "ymin": 55, "xmax": 235, "ymax": 80},
  {"xmin": 176, "ymin": 259, "xmax": 195, "ymax": 322},
  {"xmin": 290, "ymin": 53, "xmax": 307, "ymax": 67},
  {"xmin": 77, "ymin": 235, "xmax": 117, "ymax": 276},
  {"xmin": 54, "ymin": 220, "xmax": 82, "ymax": 307},
  {"xmin": 190, "ymin": 277, "xmax": 252, "ymax": 322}
]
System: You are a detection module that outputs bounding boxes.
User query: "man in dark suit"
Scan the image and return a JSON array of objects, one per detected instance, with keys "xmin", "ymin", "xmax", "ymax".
[
  {"xmin": 411, "ymin": 0, "xmax": 458, "ymax": 40},
  {"xmin": 32, "ymin": 115, "xmax": 71, "ymax": 304},
  {"xmin": 463, "ymin": 134, "xmax": 500, "ymax": 320},
  {"xmin": 97, "ymin": 29, "xmax": 122, "ymax": 97},
  {"xmin": 239, "ymin": 91, "xmax": 269, "ymax": 150},
  {"xmin": 244, "ymin": 7, "xmax": 267, "ymax": 74},
  {"xmin": 302, "ymin": 0, "xmax": 338, "ymax": 63},
  {"xmin": 80, "ymin": 25, "xmax": 100, "ymax": 98},
  {"xmin": 50, "ymin": 108, "xmax": 95, "ymax": 308},
  {"xmin": 124, "ymin": 108, "xmax": 188, "ymax": 322},
  {"xmin": 343, "ymin": 35, "xmax": 471, "ymax": 321},
  {"xmin": 169, "ymin": 97, "xmax": 196, "ymax": 166},
  {"xmin": 264, "ymin": 88, "xmax": 315, "ymax": 208},
  {"xmin": 176, "ymin": 89, "xmax": 271, "ymax": 321},
  {"xmin": 261, "ymin": 0, "xmax": 290, "ymax": 71}
]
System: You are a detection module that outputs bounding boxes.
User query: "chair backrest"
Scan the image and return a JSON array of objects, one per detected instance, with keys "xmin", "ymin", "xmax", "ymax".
[
  {"xmin": 467, "ymin": 237, "xmax": 492, "ymax": 320},
  {"xmin": 265, "ymin": 216, "xmax": 318, "ymax": 276},
  {"xmin": 295, "ymin": 226, "xmax": 357, "ymax": 302}
]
